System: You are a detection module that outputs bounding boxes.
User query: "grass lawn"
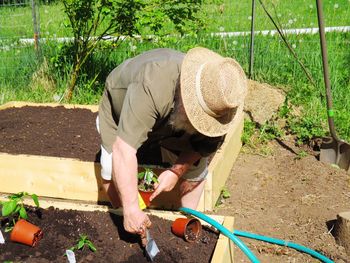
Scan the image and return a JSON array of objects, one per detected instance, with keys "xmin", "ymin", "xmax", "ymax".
[{"xmin": 0, "ymin": 0, "xmax": 349, "ymax": 141}]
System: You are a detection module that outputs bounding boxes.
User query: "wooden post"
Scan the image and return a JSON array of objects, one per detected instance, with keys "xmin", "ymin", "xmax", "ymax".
[{"xmin": 31, "ymin": 0, "xmax": 40, "ymax": 54}]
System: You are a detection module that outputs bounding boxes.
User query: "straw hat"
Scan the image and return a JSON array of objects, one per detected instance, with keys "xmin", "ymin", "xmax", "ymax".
[{"xmin": 180, "ymin": 47, "xmax": 247, "ymax": 137}]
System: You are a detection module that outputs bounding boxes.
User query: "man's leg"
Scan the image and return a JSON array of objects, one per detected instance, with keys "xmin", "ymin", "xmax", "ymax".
[
  {"xmin": 179, "ymin": 179, "xmax": 206, "ymax": 209},
  {"xmin": 102, "ymin": 179, "xmax": 122, "ymax": 208},
  {"xmin": 99, "ymin": 142, "xmax": 121, "ymax": 208}
]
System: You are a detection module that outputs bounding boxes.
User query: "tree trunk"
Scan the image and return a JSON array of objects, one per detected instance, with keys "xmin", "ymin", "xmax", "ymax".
[{"xmin": 64, "ymin": 62, "xmax": 80, "ymax": 102}]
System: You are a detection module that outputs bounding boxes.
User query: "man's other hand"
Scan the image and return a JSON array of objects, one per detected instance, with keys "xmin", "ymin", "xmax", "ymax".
[{"xmin": 149, "ymin": 170, "xmax": 179, "ymax": 201}]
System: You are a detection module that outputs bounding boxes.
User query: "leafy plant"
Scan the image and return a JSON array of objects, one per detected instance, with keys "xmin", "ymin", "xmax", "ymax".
[
  {"xmin": 287, "ymin": 115, "xmax": 326, "ymax": 145},
  {"xmin": 137, "ymin": 168, "xmax": 159, "ymax": 191},
  {"xmin": 67, "ymin": 234, "xmax": 97, "ymax": 253},
  {"xmin": 241, "ymin": 119, "xmax": 256, "ymax": 146},
  {"xmin": 0, "ymin": 192, "xmax": 40, "ymax": 232},
  {"xmin": 60, "ymin": 0, "xmax": 205, "ymax": 101}
]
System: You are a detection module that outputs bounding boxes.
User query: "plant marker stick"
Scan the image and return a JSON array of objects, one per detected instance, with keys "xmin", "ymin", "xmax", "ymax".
[
  {"xmin": 0, "ymin": 229, "xmax": 4, "ymax": 244},
  {"xmin": 65, "ymin": 250, "xmax": 76, "ymax": 263},
  {"xmin": 138, "ymin": 192, "xmax": 147, "ymax": 210}
]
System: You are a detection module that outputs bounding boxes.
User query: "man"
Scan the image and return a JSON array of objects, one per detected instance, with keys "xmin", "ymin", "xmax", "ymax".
[{"xmin": 97, "ymin": 47, "xmax": 247, "ymax": 245}]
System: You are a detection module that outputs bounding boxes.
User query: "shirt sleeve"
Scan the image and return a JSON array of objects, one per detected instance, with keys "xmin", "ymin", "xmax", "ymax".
[
  {"xmin": 116, "ymin": 82, "xmax": 157, "ymax": 150},
  {"xmin": 190, "ymin": 134, "xmax": 226, "ymax": 157}
]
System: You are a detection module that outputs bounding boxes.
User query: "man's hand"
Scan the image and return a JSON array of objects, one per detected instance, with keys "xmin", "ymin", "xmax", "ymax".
[
  {"xmin": 149, "ymin": 170, "xmax": 179, "ymax": 201},
  {"xmin": 123, "ymin": 206, "xmax": 152, "ymax": 247}
]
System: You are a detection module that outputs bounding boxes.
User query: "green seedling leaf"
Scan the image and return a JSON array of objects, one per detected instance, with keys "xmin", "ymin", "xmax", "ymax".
[
  {"xmin": 86, "ymin": 240, "xmax": 97, "ymax": 252},
  {"xmin": 14, "ymin": 205, "xmax": 21, "ymax": 214},
  {"xmin": 31, "ymin": 194, "xmax": 40, "ymax": 207},
  {"xmin": 221, "ymin": 188, "xmax": 231, "ymax": 199},
  {"xmin": 2, "ymin": 200, "xmax": 17, "ymax": 217},
  {"xmin": 151, "ymin": 176, "xmax": 159, "ymax": 184},
  {"xmin": 5, "ymin": 225, "xmax": 14, "ymax": 232},
  {"xmin": 19, "ymin": 206, "xmax": 28, "ymax": 219},
  {"xmin": 78, "ymin": 239, "xmax": 85, "ymax": 250},
  {"xmin": 137, "ymin": 171, "xmax": 145, "ymax": 180}
]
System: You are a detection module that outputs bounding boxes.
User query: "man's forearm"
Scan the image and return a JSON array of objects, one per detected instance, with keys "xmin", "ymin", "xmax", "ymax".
[{"xmin": 112, "ymin": 137, "xmax": 139, "ymax": 210}]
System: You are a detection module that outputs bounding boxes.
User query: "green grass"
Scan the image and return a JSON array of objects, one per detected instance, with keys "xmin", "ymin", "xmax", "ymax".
[
  {"xmin": 0, "ymin": 1, "xmax": 350, "ymax": 142},
  {"xmin": 1, "ymin": 0, "xmax": 349, "ymax": 38}
]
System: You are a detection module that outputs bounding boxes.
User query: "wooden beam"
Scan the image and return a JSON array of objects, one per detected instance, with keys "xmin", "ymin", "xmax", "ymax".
[
  {"xmin": 0, "ymin": 101, "xmax": 244, "ymax": 211},
  {"xmin": 206, "ymin": 112, "xmax": 244, "ymax": 209}
]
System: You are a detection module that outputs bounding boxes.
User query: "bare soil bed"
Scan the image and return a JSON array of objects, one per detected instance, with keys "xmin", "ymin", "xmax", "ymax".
[
  {"xmin": 1, "ymin": 105, "xmax": 350, "ymax": 262},
  {"xmin": 214, "ymin": 139, "xmax": 350, "ymax": 262},
  {"xmin": 0, "ymin": 207, "xmax": 218, "ymax": 262},
  {"xmin": 0, "ymin": 106, "xmax": 100, "ymax": 162}
]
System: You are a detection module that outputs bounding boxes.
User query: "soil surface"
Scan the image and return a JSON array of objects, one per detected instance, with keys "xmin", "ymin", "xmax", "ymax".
[
  {"xmin": 0, "ymin": 106, "xmax": 100, "ymax": 162},
  {"xmin": 1, "ymin": 105, "xmax": 350, "ymax": 262},
  {"xmin": 0, "ymin": 207, "xmax": 218, "ymax": 262},
  {"xmin": 214, "ymin": 139, "xmax": 350, "ymax": 263}
]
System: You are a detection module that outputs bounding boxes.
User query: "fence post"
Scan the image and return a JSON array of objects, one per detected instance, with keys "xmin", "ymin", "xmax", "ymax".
[
  {"xmin": 248, "ymin": 0, "xmax": 256, "ymax": 79},
  {"xmin": 31, "ymin": 0, "xmax": 40, "ymax": 54}
]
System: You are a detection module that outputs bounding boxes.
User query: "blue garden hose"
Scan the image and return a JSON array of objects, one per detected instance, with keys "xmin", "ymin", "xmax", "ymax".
[
  {"xmin": 233, "ymin": 230, "xmax": 333, "ymax": 263},
  {"xmin": 179, "ymin": 207, "xmax": 334, "ymax": 263},
  {"xmin": 180, "ymin": 207, "xmax": 260, "ymax": 263}
]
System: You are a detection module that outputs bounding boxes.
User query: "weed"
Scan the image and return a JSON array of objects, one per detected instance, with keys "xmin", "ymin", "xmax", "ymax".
[
  {"xmin": 215, "ymin": 187, "xmax": 231, "ymax": 208},
  {"xmin": 295, "ymin": 150, "xmax": 308, "ymax": 160},
  {"xmin": 241, "ymin": 119, "xmax": 256, "ymax": 146},
  {"xmin": 287, "ymin": 115, "xmax": 326, "ymax": 145},
  {"xmin": 220, "ymin": 187, "xmax": 231, "ymax": 199}
]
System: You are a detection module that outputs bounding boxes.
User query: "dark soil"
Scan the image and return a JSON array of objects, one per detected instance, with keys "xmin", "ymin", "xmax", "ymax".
[
  {"xmin": 0, "ymin": 207, "xmax": 218, "ymax": 262},
  {"xmin": 0, "ymin": 106, "xmax": 100, "ymax": 162}
]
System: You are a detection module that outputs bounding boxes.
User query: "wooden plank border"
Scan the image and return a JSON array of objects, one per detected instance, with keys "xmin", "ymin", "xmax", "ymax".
[{"xmin": 0, "ymin": 101, "xmax": 243, "ymax": 211}]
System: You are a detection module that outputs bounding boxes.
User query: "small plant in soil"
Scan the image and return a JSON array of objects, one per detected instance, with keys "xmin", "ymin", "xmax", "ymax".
[
  {"xmin": 0, "ymin": 192, "xmax": 39, "ymax": 232},
  {"xmin": 67, "ymin": 234, "xmax": 97, "ymax": 253},
  {"xmin": 137, "ymin": 168, "xmax": 159, "ymax": 192}
]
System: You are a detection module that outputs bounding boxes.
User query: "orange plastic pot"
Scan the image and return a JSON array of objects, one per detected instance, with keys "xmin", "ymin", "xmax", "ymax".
[
  {"xmin": 10, "ymin": 219, "xmax": 43, "ymax": 247},
  {"xmin": 138, "ymin": 190, "xmax": 154, "ymax": 207},
  {"xmin": 171, "ymin": 217, "xmax": 202, "ymax": 242}
]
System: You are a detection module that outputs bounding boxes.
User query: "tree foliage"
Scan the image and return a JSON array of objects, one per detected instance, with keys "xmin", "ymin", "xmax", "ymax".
[{"xmin": 60, "ymin": 0, "xmax": 205, "ymax": 101}]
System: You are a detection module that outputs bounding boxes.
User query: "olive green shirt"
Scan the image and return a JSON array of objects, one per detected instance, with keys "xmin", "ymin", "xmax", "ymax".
[{"xmin": 98, "ymin": 48, "xmax": 224, "ymax": 158}]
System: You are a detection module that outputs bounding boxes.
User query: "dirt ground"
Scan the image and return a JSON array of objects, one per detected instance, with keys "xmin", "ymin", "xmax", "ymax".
[
  {"xmin": 0, "ymin": 207, "xmax": 218, "ymax": 263},
  {"xmin": 214, "ymin": 138, "xmax": 350, "ymax": 262}
]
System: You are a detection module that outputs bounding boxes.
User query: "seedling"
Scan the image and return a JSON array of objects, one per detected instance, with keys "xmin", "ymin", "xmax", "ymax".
[
  {"xmin": 68, "ymin": 234, "xmax": 97, "ymax": 253},
  {"xmin": 137, "ymin": 168, "xmax": 159, "ymax": 191},
  {"xmin": 0, "ymin": 192, "xmax": 40, "ymax": 232}
]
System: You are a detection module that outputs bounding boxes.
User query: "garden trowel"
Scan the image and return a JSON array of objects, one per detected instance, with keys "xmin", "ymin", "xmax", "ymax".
[{"xmin": 145, "ymin": 229, "xmax": 160, "ymax": 261}]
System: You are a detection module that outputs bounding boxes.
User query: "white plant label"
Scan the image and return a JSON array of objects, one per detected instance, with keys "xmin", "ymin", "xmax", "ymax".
[
  {"xmin": 0, "ymin": 229, "xmax": 4, "ymax": 244},
  {"xmin": 66, "ymin": 249, "xmax": 76, "ymax": 263}
]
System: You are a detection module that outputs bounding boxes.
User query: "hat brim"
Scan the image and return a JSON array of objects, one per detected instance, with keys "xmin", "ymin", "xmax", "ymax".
[{"xmin": 180, "ymin": 47, "xmax": 246, "ymax": 137}]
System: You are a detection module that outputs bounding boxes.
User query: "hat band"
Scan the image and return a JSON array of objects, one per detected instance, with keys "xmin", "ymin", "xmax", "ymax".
[{"xmin": 195, "ymin": 63, "xmax": 220, "ymax": 118}]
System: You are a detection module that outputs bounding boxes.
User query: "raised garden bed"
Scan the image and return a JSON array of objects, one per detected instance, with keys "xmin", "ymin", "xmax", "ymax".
[
  {"xmin": 0, "ymin": 195, "xmax": 234, "ymax": 263},
  {"xmin": 0, "ymin": 101, "xmax": 244, "ymax": 211}
]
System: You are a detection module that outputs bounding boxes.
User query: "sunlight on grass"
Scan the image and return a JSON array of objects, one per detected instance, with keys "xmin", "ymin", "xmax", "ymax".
[{"xmin": 0, "ymin": 0, "xmax": 350, "ymax": 141}]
